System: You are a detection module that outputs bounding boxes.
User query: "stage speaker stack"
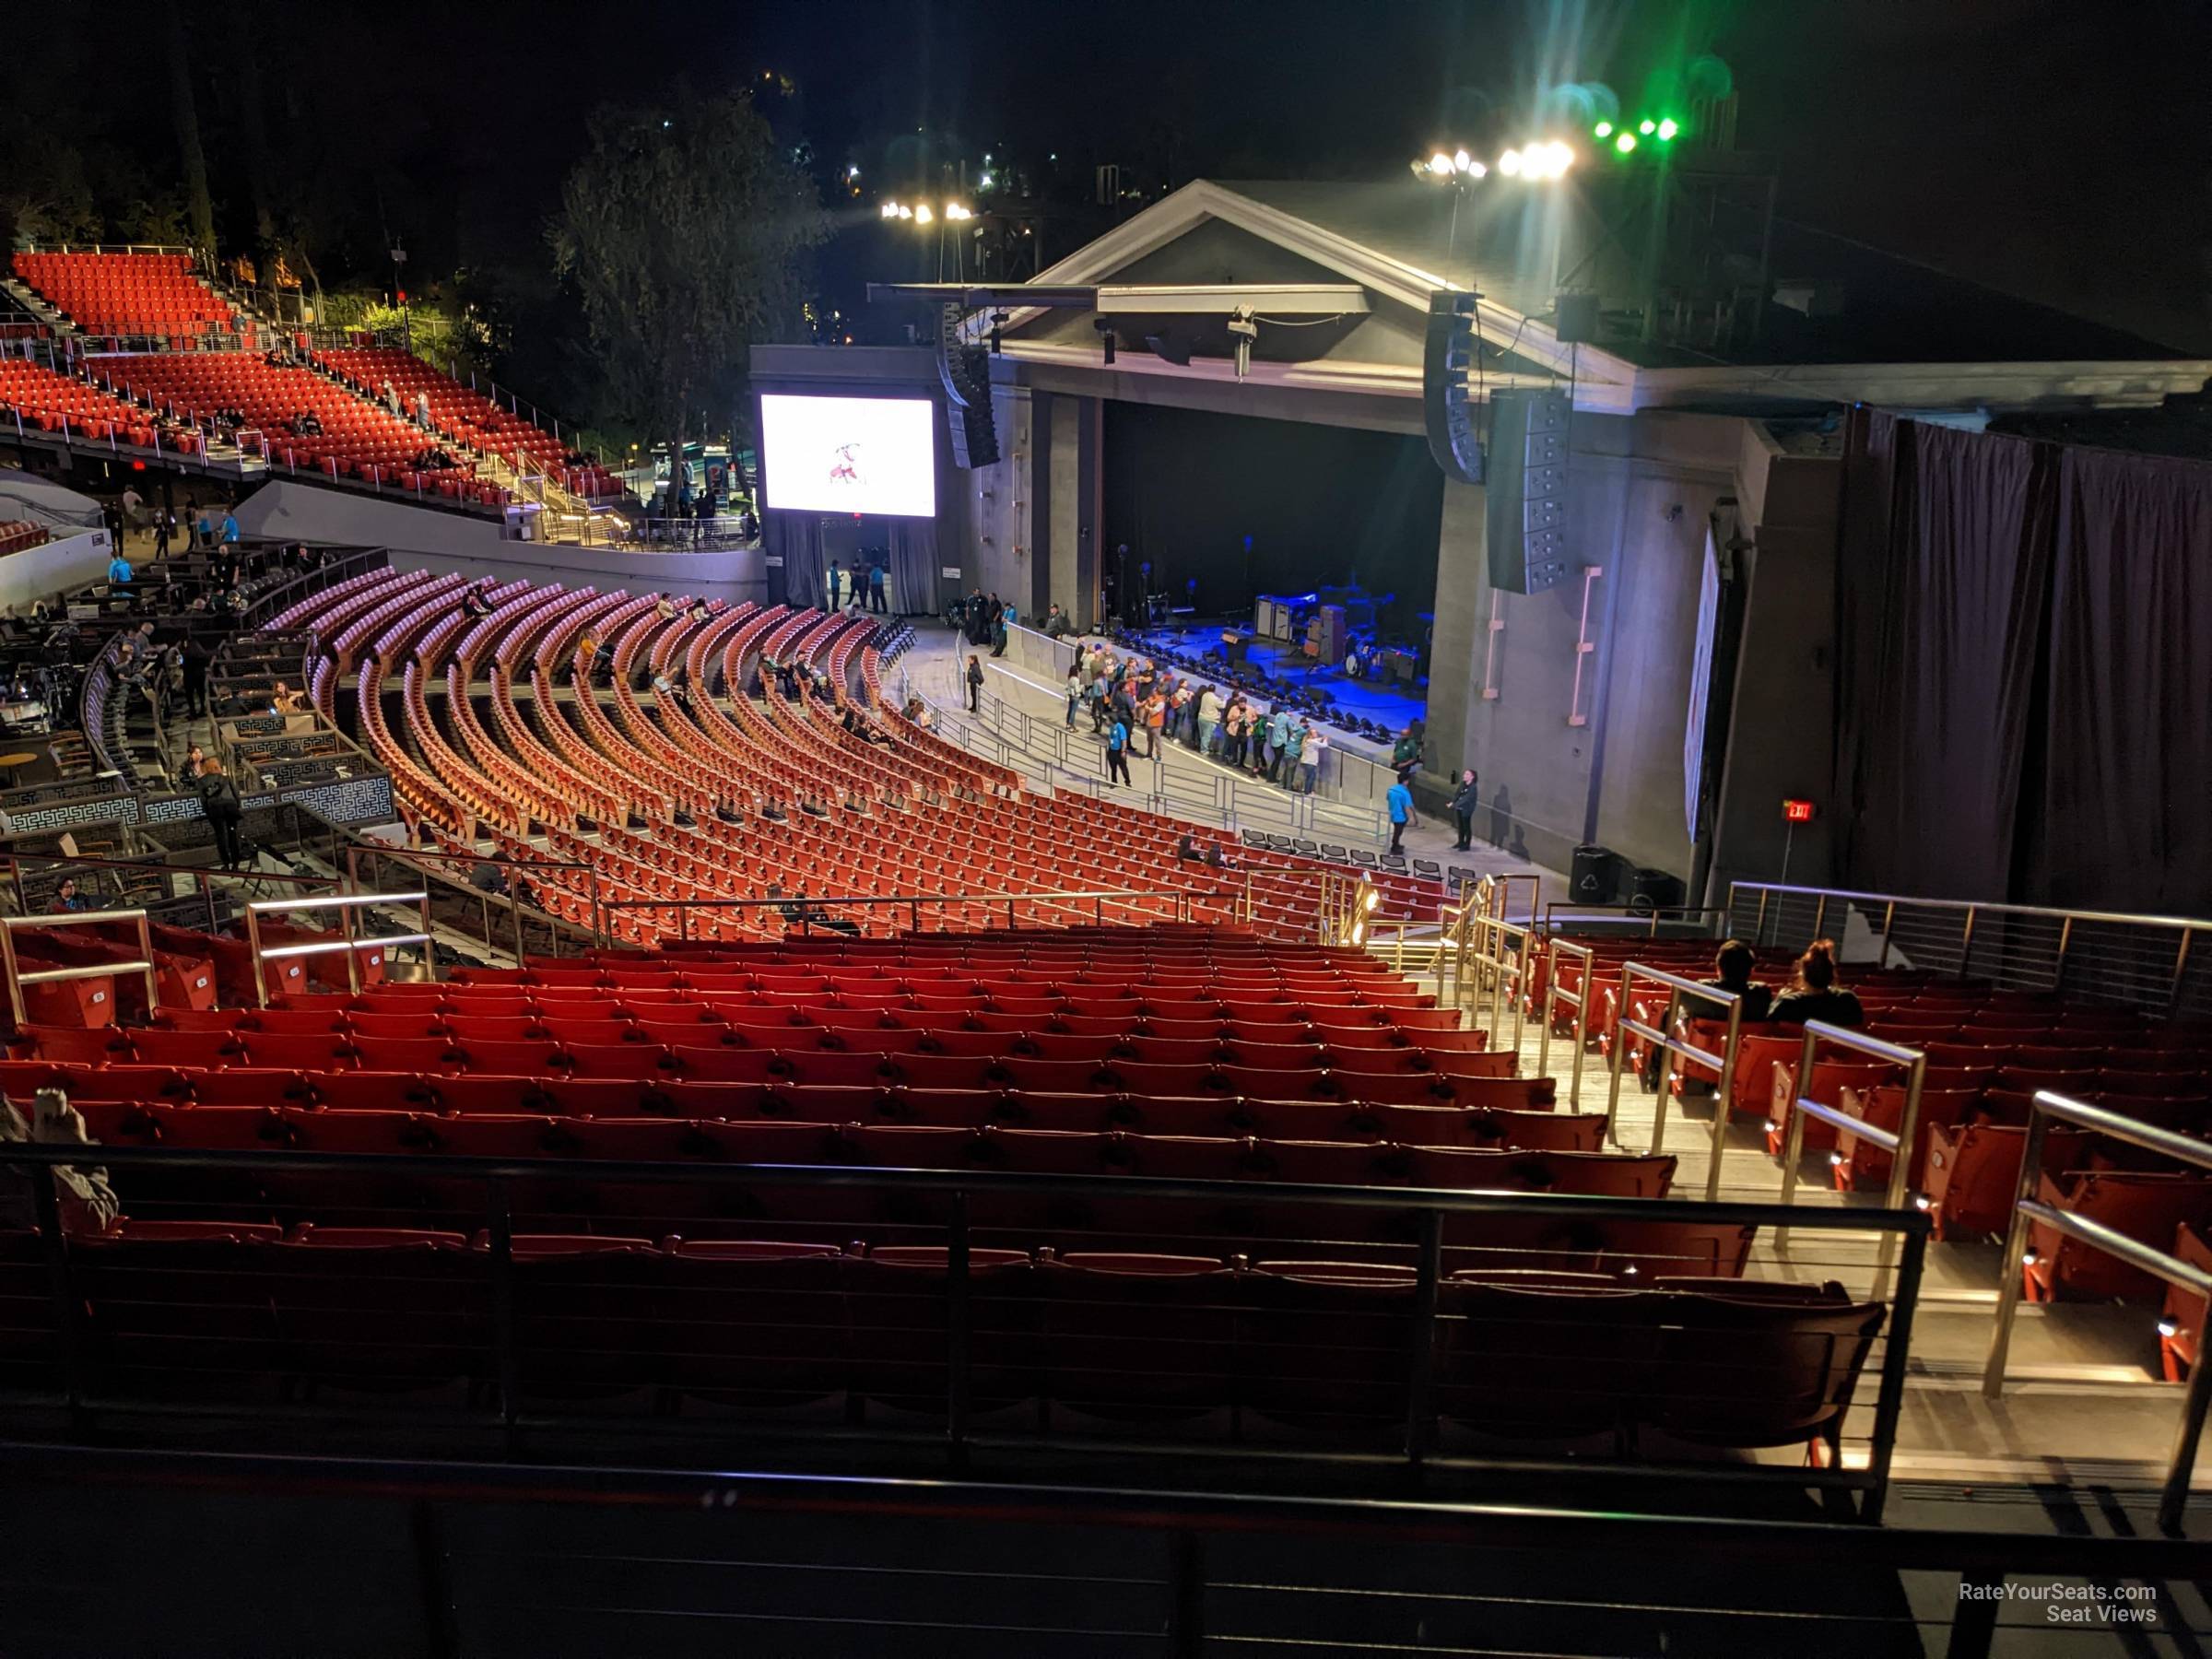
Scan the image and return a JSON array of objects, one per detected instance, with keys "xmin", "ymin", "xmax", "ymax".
[
  {"xmin": 1313, "ymin": 603, "xmax": 1347, "ymax": 664},
  {"xmin": 1421, "ymin": 291, "xmax": 1485, "ymax": 486},
  {"xmin": 936, "ymin": 303, "xmax": 999, "ymax": 468},
  {"xmin": 1484, "ymin": 387, "xmax": 1572, "ymax": 594}
]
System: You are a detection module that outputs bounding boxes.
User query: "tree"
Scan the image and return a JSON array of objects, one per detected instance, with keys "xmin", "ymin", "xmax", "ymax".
[{"xmin": 550, "ymin": 93, "xmax": 827, "ymax": 494}]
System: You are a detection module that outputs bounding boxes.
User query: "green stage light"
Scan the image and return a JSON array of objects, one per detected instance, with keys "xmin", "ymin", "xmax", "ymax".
[
  {"xmin": 1656, "ymin": 118, "xmax": 1678, "ymax": 140},
  {"xmin": 1615, "ymin": 131, "xmax": 1637, "ymax": 153},
  {"xmin": 1638, "ymin": 118, "xmax": 1656, "ymax": 135},
  {"xmin": 1594, "ymin": 120, "xmax": 1613, "ymax": 138}
]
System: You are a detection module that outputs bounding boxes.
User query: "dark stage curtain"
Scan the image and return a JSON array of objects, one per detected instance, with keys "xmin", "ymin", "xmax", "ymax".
[
  {"xmin": 888, "ymin": 517, "xmax": 938, "ymax": 617},
  {"xmin": 766, "ymin": 511, "xmax": 826, "ymax": 610},
  {"xmin": 2029, "ymin": 447, "xmax": 2212, "ymax": 912},
  {"xmin": 1833, "ymin": 409, "xmax": 2212, "ymax": 916}
]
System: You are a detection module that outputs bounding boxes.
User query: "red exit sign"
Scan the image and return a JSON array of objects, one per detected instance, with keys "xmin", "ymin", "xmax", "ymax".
[{"xmin": 1782, "ymin": 798, "xmax": 1816, "ymax": 823}]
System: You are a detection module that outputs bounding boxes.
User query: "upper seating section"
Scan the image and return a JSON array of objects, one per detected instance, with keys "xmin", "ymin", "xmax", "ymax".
[
  {"xmin": 100, "ymin": 354, "xmax": 501, "ymax": 503},
  {"xmin": 314, "ymin": 347, "xmax": 620, "ymax": 499},
  {"xmin": 0, "ymin": 358, "xmax": 156, "ymax": 445},
  {"xmin": 12, "ymin": 251, "xmax": 241, "ymax": 346}
]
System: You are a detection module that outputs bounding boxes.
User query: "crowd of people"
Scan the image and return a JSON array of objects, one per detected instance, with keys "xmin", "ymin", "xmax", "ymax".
[{"xmin": 1055, "ymin": 640, "xmax": 1331, "ymax": 796}]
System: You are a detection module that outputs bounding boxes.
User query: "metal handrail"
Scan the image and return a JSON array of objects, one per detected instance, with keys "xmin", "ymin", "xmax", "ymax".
[
  {"xmin": 1776, "ymin": 1021, "xmax": 1928, "ymax": 1297},
  {"xmin": 1734, "ymin": 879, "xmax": 2209, "ymax": 936},
  {"xmin": 0, "ymin": 1133, "xmax": 1929, "ymax": 1513},
  {"xmin": 1537, "ymin": 936, "xmax": 1594, "ymax": 1109},
  {"xmin": 0, "ymin": 906, "xmax": 159, "ymax": 1024},
  {"xmin": 1983, "ymin": 1089, "xmax": 2212, "ymax": 1534},
  {"xmin": 596, "ymin": 884, "xmax": 1248, "ymax": 945},
  {"xmin": 242, "ymin": 888, "xmax": 433, "ymax": 1004},
  {"xmin": 1539, "ymin": 901, "xmax": 1733, "ymax": 937},
  {"xmin": 1604, "ymin": 962, "xmax": 1747, "ymax": 1202}
]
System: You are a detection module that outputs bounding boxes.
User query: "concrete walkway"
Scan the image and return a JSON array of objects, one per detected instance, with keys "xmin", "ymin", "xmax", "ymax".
[{"xmin": 894, "ymin": 623, "xmax": 1563, "ymax": 910}]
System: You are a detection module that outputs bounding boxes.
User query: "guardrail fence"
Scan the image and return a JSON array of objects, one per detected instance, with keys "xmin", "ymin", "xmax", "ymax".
[
  {"xmin": 1604, "ymin": 963, "xmax": 1747, "ymax": 1202},
  {"xmin": 1983, "ymin": 1090, "xmax": 2212, "ymax": 1535}
]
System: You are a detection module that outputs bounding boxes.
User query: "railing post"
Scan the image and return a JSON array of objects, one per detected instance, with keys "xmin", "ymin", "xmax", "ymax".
[
  {"xmin": 1981, "ymin": 1100, "xmax": 2054, "ymax": 1398},
  {"xmin": 1776, "ymin": 1023, "xmax": 1819, "ymax": 1240},
  {"xmin": 2174, "ymin": 928, "xmax": 2195, "ymax": 1020},
  {"xmin": 1403, "ymin": 1207, "xmax": 1442, "ymax": 1466},
  {"xmin": 1877, "ymin": 899, "xmax": 1898, "ymax": 970},
  {"xmin": 2160, "ymin": 1334, "xmax": 2212, "ymax": 1534},
  {"xmin": 946, "ymin": 1191, "xmax": 971, "ymax": 1465},
  {"xmin": 1958, "ymin": 905, "xmax": 1978, "ymax": 980},
  {"xmin": 1859, "ymin": 1218, "xmax": 1925, "ymax": 1526},
  {"xmin": 1755, "ymin": 887, "xmax": 1771, "ymax": 947},
  {"xmin": 1604, "ymin": 965, "xmax": 1631, "ymax": 1148},
  {"xmin": 485, "ymin": 1176, "xmax": 521, "ymax": 1448},
  {"xmin": 2053, "ymin": 915, "xmax": 2074, "ymax": 993},
  {"xmin": 1704, "ymin": 998, "xmax": 1744, "ymax": 1203},
  {"xmin": 31, "ymin": 1165, "xmax": 87, "ymax": 1420}
]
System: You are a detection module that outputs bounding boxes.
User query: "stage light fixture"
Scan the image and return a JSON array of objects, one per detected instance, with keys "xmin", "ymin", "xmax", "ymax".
[
  {"xmin": 880, "ymin": 201, "xmax": 899, "ymax": 218},
  {"xmin": 1453, "ymin": 147, "xmax": 1472, "ymax": 171},
  {"xmin": 1638, "ymin": 119, "xmax": 1656, "ymax": 135},
  {"xmin": 914, "ymin": 204, "xmax": 934, "ymax": 224},
  {"xmin": 1429, "ymin": 152, "xmax": 1453, "ymax": 175},
  {"xmin": 1593, "ymin": 121, "xmax": 1613, "ymax": 137},
  {"xmin": 1615, "ymin": 132, "xmax": 1637, "ymax": 153},
  {"xmin": 1656, "ymin": 118, "xmax": 1678, "ymax": 140},
  {"xmin": 1499, "ymin": 147, "xmax": 1523, "ymax": 176}
]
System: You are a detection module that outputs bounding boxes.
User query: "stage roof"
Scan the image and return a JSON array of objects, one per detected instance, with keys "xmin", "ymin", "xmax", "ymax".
[{"xmin": 900, "ymin": 177, "xmax": 2212, "ymax": 419}]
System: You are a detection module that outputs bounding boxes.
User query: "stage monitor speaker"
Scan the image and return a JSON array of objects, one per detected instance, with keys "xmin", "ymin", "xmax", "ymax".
[
  {"xmin": 937, "ymin": 303, "xmax": 1000, "ymax": 469},
  {"xmin": 1484, "ymin": 387, "xmax": 1572, "ymax": 594},
  {"xmin": 1422, "ymin": 291, "xmax": 1485, "ymax": 486},
  {"xmin": 1554, "ymin": 292, "xmax": 1600, "ymax": 344}
]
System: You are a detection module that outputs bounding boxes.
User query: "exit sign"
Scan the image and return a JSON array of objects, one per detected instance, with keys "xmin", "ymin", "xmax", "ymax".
[{"xmin": 1782, "ymin": 798, "xmax": 1816, "ymax": 823}]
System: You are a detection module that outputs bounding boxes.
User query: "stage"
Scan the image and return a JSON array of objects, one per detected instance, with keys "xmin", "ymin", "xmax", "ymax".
[{"xmin": 1124, "ymin": 621, "xmax": 1428, "ymax": 742}]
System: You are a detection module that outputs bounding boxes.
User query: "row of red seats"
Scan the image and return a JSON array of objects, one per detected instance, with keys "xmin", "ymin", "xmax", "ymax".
[
  {"xmin": 0, "ymin": 519, "xmax": 50, "ymax": 555},
  {"xmin": 13, "ymin": 1033, "xmax": 1530, "ymax": 1109},
  {"xmin": 0, "ymin": 359, "xmax": 155, "ymax": 444},
  {"xmin": 0, "ymin": 1226, "xmax": 1875, "ymax": 1451},
  {"xmin": 11, "ymin": 251, "xmax": 239, "ymax": 338},
  {"xmin": 11, "ymin": 1067, "xmax": 1587, "ymax": 1147}
]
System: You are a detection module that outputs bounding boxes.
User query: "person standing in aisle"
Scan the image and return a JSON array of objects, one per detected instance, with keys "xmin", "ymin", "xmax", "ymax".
[
  {"xmin": 965, "ymin": 653, "xmax": 983, "ymax": 712},
  {"xmin": 1451, "ymin": 769, "xmax": 1481, "ymax": 851},
  {"xmin": 1105, "ymin": 712, "xmax": 1132, "ymax": 787},
  {"xmin": 1385, "ymin": 776, "xmax": 1414, "ymax": 856}
]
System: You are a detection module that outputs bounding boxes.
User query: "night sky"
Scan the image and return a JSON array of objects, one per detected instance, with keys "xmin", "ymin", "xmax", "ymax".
[{"xmin": 12, "ymin": 0, "xmax": 2208, "ymax": 351}]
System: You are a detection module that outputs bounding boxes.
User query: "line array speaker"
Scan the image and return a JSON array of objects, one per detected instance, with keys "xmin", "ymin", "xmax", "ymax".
[
  {"xmin": 937, "ymin": 303, "xmax": 999, "ymax": 469},
  {"xmin": 1421, "ymin": 291, "xmax": 1485, "ymax": 486},
  {"xmin": 1485, "ymin": 387, "xmax": 1573, "ymax": 594}
]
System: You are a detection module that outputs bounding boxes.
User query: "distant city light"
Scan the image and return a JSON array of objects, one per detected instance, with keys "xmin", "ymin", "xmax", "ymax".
[
  {"xmin": 1499, "ymin": 147, "xmax": 1523, "ymax": 176},
  {"xmin": 1428, "ymin": 152, "xmax": 1453, "ymax": 176},
  {"xmin": 847, "ymin": 165, "xmax": 860, "ymax": 179},
  {"xmin": 1452, "ymin": 148, "xmax": 1471, "ymax": 172},
  {"xmin": 913, "ymin": 204, "xmax": 934, "ymax": 224}
]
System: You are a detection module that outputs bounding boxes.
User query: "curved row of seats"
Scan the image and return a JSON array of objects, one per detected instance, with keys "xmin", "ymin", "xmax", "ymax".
[
  {"xmin": 282, "ymin": 572, "xmax": 1445, "ymax": 943},
  {"xmin": 0, "ymin": 1225, "xmax": 1876, "ymax": 1452}
]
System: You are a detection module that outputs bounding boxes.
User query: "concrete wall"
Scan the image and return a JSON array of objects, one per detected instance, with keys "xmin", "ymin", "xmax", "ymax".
[
  {"xmin": 0, "ymin": 526, "xmax": 113, "ymax": 614},
  {"xmin": 233, "ymin": 481, "xmax": 768, "ymax": 603},
  {"xmin": 1424, "ymin": 411, "xmax": 1743, "ymax": 881},
  {"xmin": 965, "ymin": 384, "xmax": 1034, "ymax": 605},
  {"xmin": 1701, "ymin": 427, "xmax": 1845, "ymax": 902}
]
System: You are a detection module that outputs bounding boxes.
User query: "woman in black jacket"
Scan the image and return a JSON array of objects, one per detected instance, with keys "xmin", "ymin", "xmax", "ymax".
[{"xmin": 1767, "ymin": 939, "xmax": 1865, "ymax": 1028}]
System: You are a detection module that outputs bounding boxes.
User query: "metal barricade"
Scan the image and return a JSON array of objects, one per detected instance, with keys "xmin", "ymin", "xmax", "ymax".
[
  {"xmin": 1983, "ymin": 1091, "xmax": 2212, "ymax": 1535},
  {"xmin": 1603, "ymin": 962, "xmax": 1746, "ymax": 1202},
  {"xmin": 0, "ymin": 908, "xmax": 160, "ymax": 1025},
  {"xmin": 241, "ymin": 889, "xmax": 433, "ymax": 1005},
  {"xmin": 1536, "ymin": 936, "xmax": 1594, "ymax": 1110},
  {"xmin": 1776, "ymin": 1021, "xmax": 1928, "ymax": 1294}
]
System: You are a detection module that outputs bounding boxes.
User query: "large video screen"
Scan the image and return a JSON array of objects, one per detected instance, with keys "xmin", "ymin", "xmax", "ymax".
[{"xmin": 759, "ymin": 394, "xmax": 936, "ymax": 518}]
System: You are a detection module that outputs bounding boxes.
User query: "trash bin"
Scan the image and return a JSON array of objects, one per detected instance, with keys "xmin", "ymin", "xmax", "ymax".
[
  {"xmin": 1571, "ymin": 844, "xmax": 1620, "ymax": 904},
  {"xmin": 1628, "ymin": 867, "xmax": 1685, "ymax": 917}
]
